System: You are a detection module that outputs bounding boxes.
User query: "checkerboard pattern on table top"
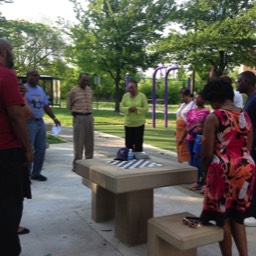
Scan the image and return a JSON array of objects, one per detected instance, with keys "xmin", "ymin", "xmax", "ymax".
[{"xmin": 107, "ymin": 159, "xmax": 163, "ymax": 169}]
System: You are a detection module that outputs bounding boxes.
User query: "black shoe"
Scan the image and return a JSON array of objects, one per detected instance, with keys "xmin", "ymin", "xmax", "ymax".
[
  {"xmin": 17, "ymin": 227, "xmax": 30, "ymax": 235},
  {"xmin": 31, "ymin": 174, "xmax": 47, "ymax": 181}
]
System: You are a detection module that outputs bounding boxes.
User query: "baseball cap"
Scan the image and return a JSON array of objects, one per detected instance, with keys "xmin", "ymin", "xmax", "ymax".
[{"xmin": 114, "ymin": 147, "xmax": 129, "ymax": 161}]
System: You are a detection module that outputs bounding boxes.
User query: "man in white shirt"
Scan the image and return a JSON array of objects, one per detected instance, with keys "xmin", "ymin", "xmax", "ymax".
[
  {"xmin": 234, "ymin": 90, "xmax": 243, "ymax": 108},
  {"xmin": 220, "ymin": 75, "xmax": 243, "ymax": 107}
]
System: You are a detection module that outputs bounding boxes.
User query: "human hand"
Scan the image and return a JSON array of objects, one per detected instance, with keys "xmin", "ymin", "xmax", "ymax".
[
  {"xmin": 129, "ymin": 106, "xmax": 137, "ymax": 112},
  {"xmin": 19, "ymin": 83, "xmax": 28, "ymax": 96},
  {"xmin": 209, "ymin": 65, "xmax": 215, "ymax": 79},
  {"xmin": 178, "ymin": 138, "xmax": 184, "ymax": 146},
  {"xmin": 25, "ymin": 149, "xmax": 34, "ymax": 165},
  {"xmin": 53, "ymin": 118, "xmax": 61, "ymax": 126}
]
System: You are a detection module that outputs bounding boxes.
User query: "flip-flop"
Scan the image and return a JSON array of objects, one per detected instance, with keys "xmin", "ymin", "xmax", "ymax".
[{"xmin": 17, "ymin": 227, "xmax": 30, "ymax": 235}]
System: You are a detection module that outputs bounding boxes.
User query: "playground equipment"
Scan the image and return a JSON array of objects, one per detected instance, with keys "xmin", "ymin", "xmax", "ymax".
[
  {"xmin": 125, "ymin": 73, "xmax": 130, "ymax": 92},
  {"xmin": 152, "ymin": 66, "xmax": 179, "ymax": 128},
  {"xmin": 125, "ymin": 66, "xmax": 191, "ymax": 128}
]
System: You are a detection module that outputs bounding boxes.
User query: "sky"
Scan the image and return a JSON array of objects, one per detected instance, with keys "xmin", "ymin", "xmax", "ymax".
[
  {"xmin": 0, "ymin": 0, "xmax": 78, "ymax": 23},
  {"xmin": 1, "ymin": 0, "xmax": 185, "ymax": 24}
]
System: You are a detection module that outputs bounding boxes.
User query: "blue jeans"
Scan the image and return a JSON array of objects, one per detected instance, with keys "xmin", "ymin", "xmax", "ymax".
[
  {"xmin": 187, "ymin": 140, "xmax": 204, "ymax": 184},
  {"xmin": 193, "ymin": 153, "xmax": 204, "ymax": 184},
  {"xmin": 187, "ymin": 140, "xmax": 195, "ymax": 165},
  {"xmin": 27, "ymin": 119, "xmax": 46, "ymax": 177}
]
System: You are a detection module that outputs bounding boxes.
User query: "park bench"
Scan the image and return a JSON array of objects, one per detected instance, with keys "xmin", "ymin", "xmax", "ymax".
[{"xmin": 147, "ymin": 212, "xmax": 223, "ymax": 256}]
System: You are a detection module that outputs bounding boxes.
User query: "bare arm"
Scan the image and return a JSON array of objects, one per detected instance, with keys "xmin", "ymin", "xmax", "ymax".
[
  {"xmin": 247, "ymin": 128, "xmax": 253, "ymax": 152},
  {"xmin": 22, "ymin": 97, "xmax": 32, "ymax": 120},
  {"xmin": 44, "ymin": 105, "xmax": 61, "ymax": 126},
  {"xmin": 178, "ymin": 123, "xmax": 198, "ymax": 145},
  {"xmin": 7, "ymin": 105, "xmax": 33, "ymax": 164},
  {"xmin": 201, "ymin": 113, "xmax": 218, "ymax": 174},
  {"xmin": 19, "ymin": 83, "xmax": 32, "ymax": 120}
]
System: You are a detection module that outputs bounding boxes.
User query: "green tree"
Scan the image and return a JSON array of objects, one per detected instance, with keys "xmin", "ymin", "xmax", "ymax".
[
  {"xmin": 68, "ymin": 0, "xmax": 176, "ymax": 111},
  {"xmin": 157, "ymin": 0, "xmax": 256, "ymax": 78},
  {"xmin": 0, "ymin": 17, "xmax": 76, "ymax": 100},
  {"xmin": 0, "ymin": 19, "xmax": 67, "ymax": 75}
]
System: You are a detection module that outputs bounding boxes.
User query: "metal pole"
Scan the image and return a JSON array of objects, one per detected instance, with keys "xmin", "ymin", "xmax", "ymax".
[
  {"xmin": 164, "ymin": 66, "xmax": 179, "ymax": 128},
  {"xmin": 125, "ymin": 73, "xmax": 130, "ymax": 92},
  {"xmin": 187, "ymin": 77, "xmax": 191, "ymax": 91},
  {"xmin": 152, "ymin": 66, "xmax": 166, "ymax": 128}
]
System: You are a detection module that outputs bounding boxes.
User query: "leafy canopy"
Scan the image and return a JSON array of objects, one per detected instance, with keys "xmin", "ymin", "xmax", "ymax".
[
  {"xmin": 0, "ymin": 19, "xmax": 66, "ymax": 74},
  {"xmin": 68, "ymin": 0, "xmax": 176, "ymax": 110},
  {"xmin": 157, "ymin": 0, "xmax": 256, "ymax": 77}
]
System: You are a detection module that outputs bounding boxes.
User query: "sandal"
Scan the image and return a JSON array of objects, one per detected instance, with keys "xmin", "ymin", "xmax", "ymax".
[
  {"xmin": 188, "ymin": 183, "xmax": 198, "ymax": 190},
  {"xmin": 200, "ymin": 185, "xmax": 206, "ymax": 194}
]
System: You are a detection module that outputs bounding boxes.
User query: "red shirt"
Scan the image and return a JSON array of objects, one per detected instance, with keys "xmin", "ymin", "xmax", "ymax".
[{"xmin": 0, "ymin": 64, "xmax": 24, "ymax": 149}]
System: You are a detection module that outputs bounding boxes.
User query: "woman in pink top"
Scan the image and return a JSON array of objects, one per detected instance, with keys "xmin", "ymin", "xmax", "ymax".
[{"xmin": 179, "ymin": 92, "xmax": 210, "ymax": 190}]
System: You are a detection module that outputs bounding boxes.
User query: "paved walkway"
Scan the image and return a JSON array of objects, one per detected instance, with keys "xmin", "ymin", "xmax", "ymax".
[
  {"xmin": 19, "ymin": 127, "xmax": 256, "ymax": 256},
  {"xmin": 60, "ymin": 126, "xmax": 178, "ymax": 160}
]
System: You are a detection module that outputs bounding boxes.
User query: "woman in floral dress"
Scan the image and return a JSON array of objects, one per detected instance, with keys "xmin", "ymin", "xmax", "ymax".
[{"xmin": 200, "ymin": 78, "xmax": 255, "ymax": 256}]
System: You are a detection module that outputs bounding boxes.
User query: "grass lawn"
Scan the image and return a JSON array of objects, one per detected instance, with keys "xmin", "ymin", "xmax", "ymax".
[
  {"xmin": 46, "ymin": 107, "xmax": 177, "ymax": 151},
  {"xmin": 47, "ymin": 133, "xmax": 66, "ymax": 144}
]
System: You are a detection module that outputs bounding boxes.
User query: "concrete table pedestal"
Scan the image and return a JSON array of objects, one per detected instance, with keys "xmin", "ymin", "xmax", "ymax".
[{"xmin": 115, "ymin": 189, "xmax": 153, "ymax": 245}]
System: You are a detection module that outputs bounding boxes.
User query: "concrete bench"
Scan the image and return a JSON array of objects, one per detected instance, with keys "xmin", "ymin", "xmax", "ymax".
[{"xmin": 147, "ymin": 212, "xmax": 223, "ymax": 256}]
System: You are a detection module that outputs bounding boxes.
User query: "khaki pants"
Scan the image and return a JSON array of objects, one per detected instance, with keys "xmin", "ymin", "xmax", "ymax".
[{"xmin": 73, "ymin": 114, "xmax": 94, "ymax": 167}]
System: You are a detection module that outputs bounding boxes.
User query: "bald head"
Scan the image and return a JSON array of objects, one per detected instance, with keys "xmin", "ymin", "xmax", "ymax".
[
  {"xmin": 26, "ymin": 69, "xmax": 38, "ymax": 76},
  {"xmin": 0, "ymin": 38, "xmax": 14, "ymax": 68},
  {"xmin": 0, "ymin": 38, "xmax": 12, "ymax": 51},
  {"xmin": 26, "ymin": 69, "xmax": 40, "ymax": 87}
]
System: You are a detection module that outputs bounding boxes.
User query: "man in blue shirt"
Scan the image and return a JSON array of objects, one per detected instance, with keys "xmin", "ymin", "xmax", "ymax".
[
  {"xmin": 25, "ymin": 69, "xmax": 61, "ymax": 181},
  {"xmin": 237, "ymin": 70, "xmax": 256, "ymax": 226}
]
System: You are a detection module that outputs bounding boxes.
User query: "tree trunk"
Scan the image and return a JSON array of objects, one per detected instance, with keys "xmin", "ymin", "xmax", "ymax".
[
  {"xmin": 191, "ymin": 70, "xmax": 196, "ymax": 92},
  {"xmin": 114, "ymin": 99, "xmax": 120, "ymax": 112},
  {"xmin": 114, "ymin": 75, "xmax": 122, "ymax": 112},
  {"xmin": 217, "ymin": 50, "xmax": 227, "ymax": 76}
]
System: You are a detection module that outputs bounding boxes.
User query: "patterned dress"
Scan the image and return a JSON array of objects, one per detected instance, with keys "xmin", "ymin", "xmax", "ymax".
[{"xmin": 200, "ymin": 109, "xmax": 256, "ymax": 227}]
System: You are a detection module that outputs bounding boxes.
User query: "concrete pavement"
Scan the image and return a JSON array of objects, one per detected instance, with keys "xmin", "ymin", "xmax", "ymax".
[{"xmin": 19, "ymin": 127, "xmax": 256, "ymax": 256}]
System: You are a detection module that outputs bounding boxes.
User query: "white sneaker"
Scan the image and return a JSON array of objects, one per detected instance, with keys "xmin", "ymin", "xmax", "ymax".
[{"xmin": 244, "ymin": 217, "xmax": 256, "ymax": 227}]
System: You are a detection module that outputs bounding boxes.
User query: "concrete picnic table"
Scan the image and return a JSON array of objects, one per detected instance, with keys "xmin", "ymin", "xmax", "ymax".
[{"xmin": 76, "ymin": 156, "xmax": 197, "ymax": 246}]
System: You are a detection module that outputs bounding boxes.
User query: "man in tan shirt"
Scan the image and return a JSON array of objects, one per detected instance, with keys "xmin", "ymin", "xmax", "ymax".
[{"xmin": 67, "ymin": 73, "xmax": 94, "ymax": 172}]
